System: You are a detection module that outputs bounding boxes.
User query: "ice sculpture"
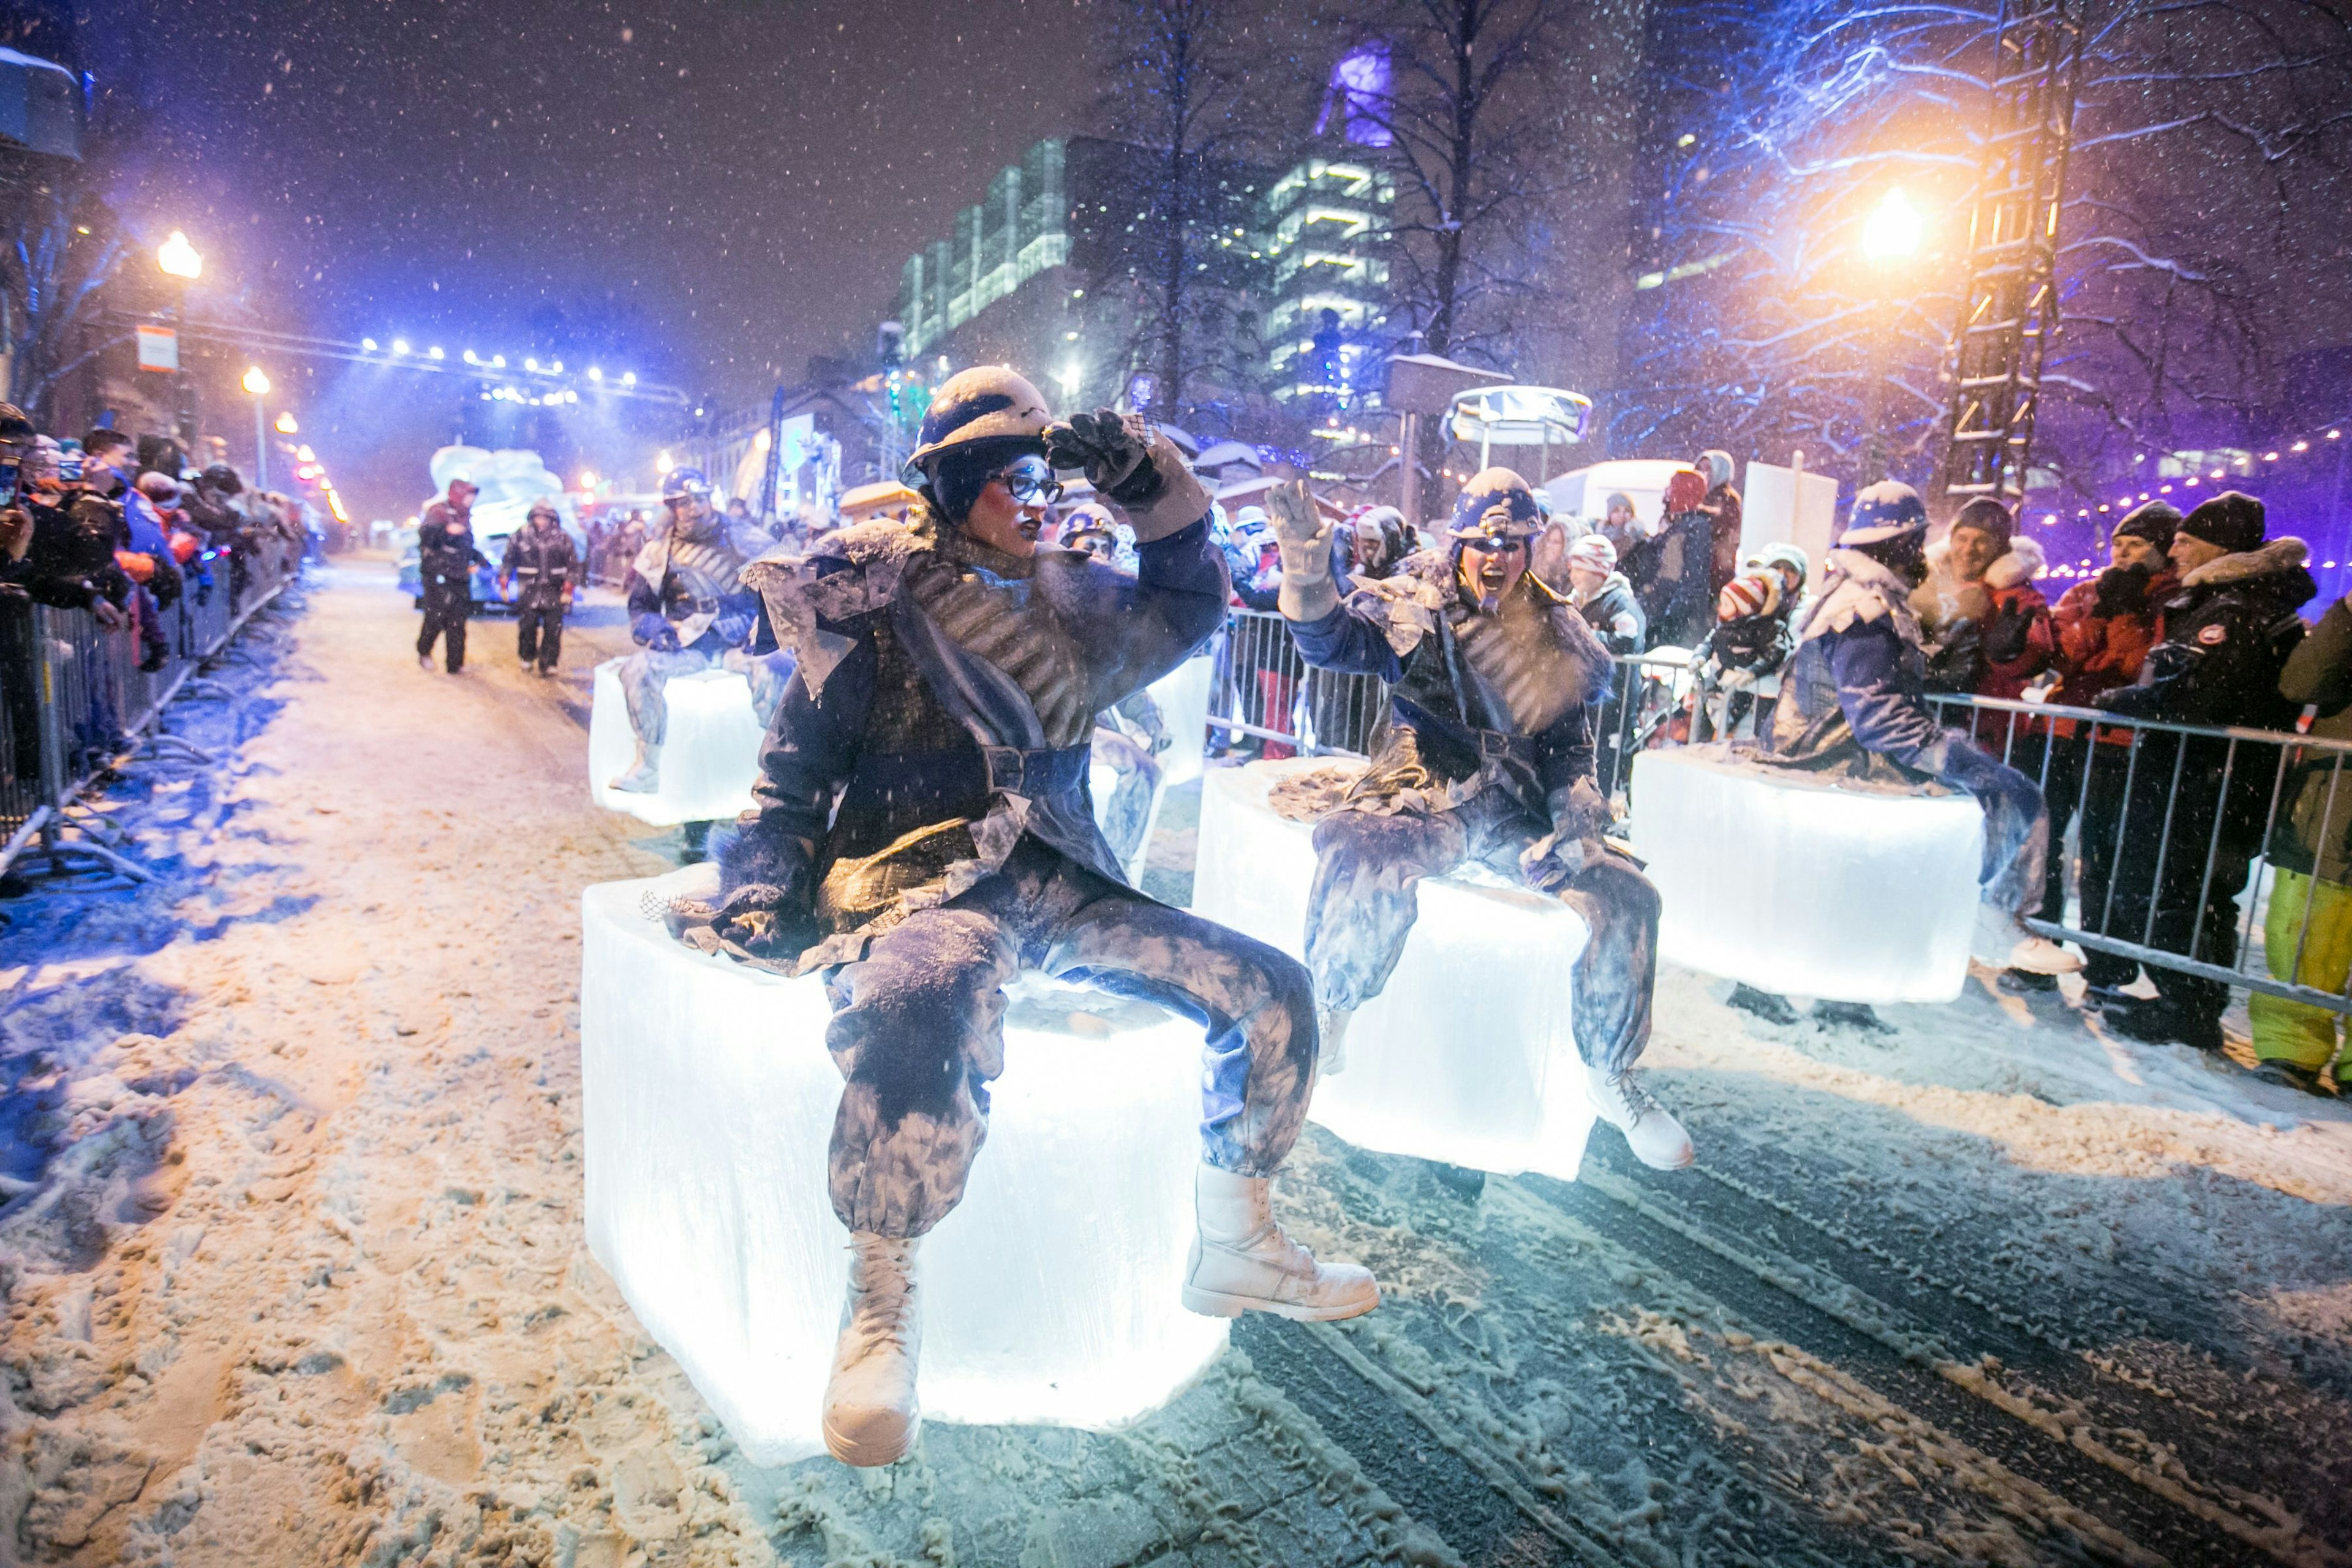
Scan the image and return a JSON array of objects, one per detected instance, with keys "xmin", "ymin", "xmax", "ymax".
[
  {"xmin": 581, "ymin": 866, "xmax": 1231, "ymax": 1467},
  {"xmin": 1629, "ymin": 747, "xmax": 1983, "ymax": 1004},
  {"xmin": 1149, "ymin": 652, "xmax": 1216, "ymax": 787},
  {"xmin": 587, "ymin": 658, "xmax": 763, "ymax": 827},
  {"xmin": 1192, "ymin": 760, "xmax": 1596, "ymax": 1180}
]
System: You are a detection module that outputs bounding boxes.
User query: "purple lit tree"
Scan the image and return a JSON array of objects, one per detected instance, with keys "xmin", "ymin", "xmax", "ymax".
[{"xmin": 1613, "ymin": 0, "xmax": 2352, "ymax": 512}]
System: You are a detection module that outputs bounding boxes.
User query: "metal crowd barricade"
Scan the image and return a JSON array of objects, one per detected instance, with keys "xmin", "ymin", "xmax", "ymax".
[
  {"xmin": 1929, "ymin": 692, "xmax": 2352, "ymax": 1017},
  {"xmin": 2, "ymin": 532, "xmax": 303, "ymax": 878},
  {"xmin": 1205, "ymin": 608, "xmax": 1387, "ymax": 758}
]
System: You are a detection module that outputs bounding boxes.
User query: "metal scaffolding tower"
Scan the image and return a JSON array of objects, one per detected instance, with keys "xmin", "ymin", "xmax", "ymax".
[{"xmin": 1938, "ymin": 0, "xmax": 2086, "ymax": 513}]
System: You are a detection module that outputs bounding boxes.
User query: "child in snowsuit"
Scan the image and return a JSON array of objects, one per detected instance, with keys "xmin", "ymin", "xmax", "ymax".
[
  {"xmin": 1273, "ymin": 467, "xmax": 1693, "ymax": 1172},
  {"xmin": 673, "ymin": 368, "xmax": 1376, "ymax": 1469},
  {"xmin": 1691, "ymin": 543, "xmax": 1806, "ymax": 742}
]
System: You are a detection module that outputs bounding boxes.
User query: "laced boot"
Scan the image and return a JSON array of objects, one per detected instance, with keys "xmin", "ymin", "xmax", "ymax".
[
  {"xmin": 1972, "ymin": 905, "xmax": 2081, "ymax": 975},
  {"xmin": 821, "ymin": 1232, "xmax": 921, "ymax": 1467},
  {"xmin": 1181, "ymin": 1164, "xmax": 1379, "ymax": 1321},
  {"xmin": 1584, "ymin": 1064, "xmax": 1695, "ymax": 1170},
  {"xmin": 610, "ymin": 743, "xmax": 663, "ymax": 794}
]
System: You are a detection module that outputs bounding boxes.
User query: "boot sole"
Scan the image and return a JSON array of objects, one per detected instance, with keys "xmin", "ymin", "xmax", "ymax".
[
  {"xmin": 1180, "ymin": 1284, "xmax": 1381, "ymax": 1322},
  {"xmin": 823, "ymin": 1412, "xmax": 920, "ymax": 1468}
]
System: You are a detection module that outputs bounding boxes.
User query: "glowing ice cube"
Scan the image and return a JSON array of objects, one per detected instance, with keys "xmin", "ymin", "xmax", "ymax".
[
  {"xmin": 580, "ymin": 867, "xmax": 1229, "ymax": 1466},
  {"xmin": 588, "ymin": 658, "xmax": 763, "ymax": 827},
  {"xmin": 1191, "ymin": 760, "xmax": 1596, "ymax": 1180},
  {"xmin": 1148, "ymin": 653, "xmax": 1215, "ymax": 786},
  {"xmin": 1629, "ymin": 746, "xmax": 1983, "ymax": 1004}
]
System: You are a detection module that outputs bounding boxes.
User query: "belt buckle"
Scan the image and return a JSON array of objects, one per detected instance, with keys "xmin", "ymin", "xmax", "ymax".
[{"xmin": 982, "ymin": 746, "xmax": 1026, "ymax": 793}]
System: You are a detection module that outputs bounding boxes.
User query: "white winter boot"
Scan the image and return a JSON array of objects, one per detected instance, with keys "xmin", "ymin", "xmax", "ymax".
[
  {"xmin": 1972, "ymin": 903, "xmax": 2081, "ymax": 975},
  {"xmin": 1584, "ymin": 1064, "xmax": 1695, "ymax": 1170},
  {"xmin": 1317, "ymin": 1007, "xmax": 1354, "ymax": 1079},
  {"xmin": 611, "ymin": 742, "xmax": 662, "ymax": 794},
  {"xmin": 821, "ymin": 1232, "xmax": 921, "ymax": 1467},
  {"xmin": 1181, "ymin": 1164, "xmax": 1379, "ymax": 1321}
]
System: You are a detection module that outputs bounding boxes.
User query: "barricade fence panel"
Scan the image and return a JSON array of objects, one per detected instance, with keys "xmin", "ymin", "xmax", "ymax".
[
  {"xmin": 1202, "ymin": 604, "xmax": 2352, "ymax": 1017},
  {"xmin": 3, "ymin": 530, "xmax": 303, "ymax": 875}
]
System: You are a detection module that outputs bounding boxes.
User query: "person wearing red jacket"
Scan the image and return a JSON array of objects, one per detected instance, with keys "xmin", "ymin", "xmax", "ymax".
[{"xmin": 2045, "ymin": 500, "xmax": 2180, "ymax": 996}]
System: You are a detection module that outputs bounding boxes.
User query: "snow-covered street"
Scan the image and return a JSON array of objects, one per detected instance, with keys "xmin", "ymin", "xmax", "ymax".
[{"xmin": 3, "ymin": 570, "xmax": 2347, "ymax": 1566}]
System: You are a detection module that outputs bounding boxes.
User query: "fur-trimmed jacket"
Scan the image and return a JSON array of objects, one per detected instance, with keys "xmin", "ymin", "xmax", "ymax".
[
  {"xmin": 2101, "ymin": 537, "xmax": 2313, "ymax": 732},
  {"xmin": 1288, "ymin": 549, "xmax": 1613, "ymax": 829},
  {"xmin": 1765, "ymin": 548, "xmax": 1950, "ymax": 777},
  {"xmin": 680, "ymin": 500, "xmax": 1226, "ymax": 973}
]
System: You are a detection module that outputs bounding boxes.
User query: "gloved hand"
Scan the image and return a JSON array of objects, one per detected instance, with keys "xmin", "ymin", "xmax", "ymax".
[
  {"xmin": 669, "ymin": 828, "xmax": 820, "ymax": 967},
  {"xmin": 1267, "ymin": 480, "xmax": 1338, "ymax": 623},
  {"xmin": 1046, "ymin": 410, "xmax": 1153, "ymax": 501},
  {"xmin": 1047, "ymin": 410, "xmax": 1211, "ymax": 543},
  {"xmin": 1520, "ymin": 778, "xmax": 1611, "ymax": 893},
  {"xmin": 631, "ymin": 612, "xmax": 680, "ymax": 652},
  {"xmin": 2093, "ymin": 563, "xmax": 2149, "ymax": 617}
]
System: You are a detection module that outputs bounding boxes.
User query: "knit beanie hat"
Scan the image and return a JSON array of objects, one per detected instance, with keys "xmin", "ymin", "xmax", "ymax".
[
  {"xmin": 2178, "ymin": 491, "xmax": 2264, "ymax": 554},
  {"xmin": 2111, "ymin": 499, "xmax": 2181, "ymax": 552},
  {"xmin": 1949, "ymin": 496, "xmax": 2015, "ymax": 553},
  {"xmin": 1566, "ymin": 532, "xmax": 1617, "ymax": 573},
  {"xmin": 1717, "ymin": 570, "xmax": 1782, "ymax": 621}
]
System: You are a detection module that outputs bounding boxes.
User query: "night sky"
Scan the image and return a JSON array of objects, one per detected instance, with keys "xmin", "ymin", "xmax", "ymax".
[{"xmin": 107, "ymin": 0, "xmax": 1109, "ymax": 463}]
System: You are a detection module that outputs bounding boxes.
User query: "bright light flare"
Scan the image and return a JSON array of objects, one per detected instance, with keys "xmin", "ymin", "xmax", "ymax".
[
  {"xmin": 274, "ymin": 412, "xmax": 298, "ymax": 434},
  {"xmin": 156, "ymin": 230, "xmax": 203, "ymax": 279},
  {"xmin": 241, "ymin": 365, "xmax": 271, "ymax": 396},
  {"xmin": 1860, "ymin": 187, "xmax": 1926, "ymax": 266}
]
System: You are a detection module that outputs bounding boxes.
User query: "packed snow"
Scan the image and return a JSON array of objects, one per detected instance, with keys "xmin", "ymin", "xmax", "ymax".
[{"xmin": 0, "ymin": 565, "xmax": 2344, "ymax": 1565}]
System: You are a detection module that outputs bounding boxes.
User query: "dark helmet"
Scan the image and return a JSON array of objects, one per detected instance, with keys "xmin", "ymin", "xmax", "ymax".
[
  {"xmin": 904, "ymin": 366, "xmax": 1053, "ymax": 476},
  {"xmin": 1444, "ymin": 467, "xmax": 1544, "ymax": 544},
  {"xmin": 0, "ymin": 403, "xmax": 33, "ymax": 443},
  {"xmin": 661, "ymin": 466, "xmax": 714, "ymax": 502},
  {"xmin": 1838, "ymin": 480, "xmax": 1929, "ymax": 547},
  {"xmin": 199, "ymin": 463, "xmax": 244, "ymax": 496}
]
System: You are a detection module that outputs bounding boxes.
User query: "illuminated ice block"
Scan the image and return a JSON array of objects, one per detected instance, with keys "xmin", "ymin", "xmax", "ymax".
[
  {"xmin": 1148, "ymin": 653, "xmax": 1216, "ymax": 787},
  {"xmin": 580, "ymin": 867, "xmax": 1229, "ymax": 1467},
  {"xmin": 1629, "ymin": 746, "xmax": 1983, "ymax": 1004},
  {"xmin": 1191, "ymin": 760, "xmax": 1596, "ymax": 1180},
  {"xmin": 588, "ymin": 657, "xmax": 763, "ymax": 827}
]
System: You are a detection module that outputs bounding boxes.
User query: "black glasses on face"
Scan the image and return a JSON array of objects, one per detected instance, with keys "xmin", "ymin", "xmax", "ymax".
[{"xmin": 994, "ymin": 454, "xmax": 1063, "ymax": 507}]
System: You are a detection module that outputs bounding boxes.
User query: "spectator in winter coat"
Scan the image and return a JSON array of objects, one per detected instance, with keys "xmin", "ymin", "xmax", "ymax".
[
  {"xmin": 1338, "ymin": 505, "xmax": 1413, "ymax": 582},
  {"xmin": 2094, "ymin": 491, "xmax": 2313, "ymax": 1051},
  {"xmin": 1766, "ymin": 481, "xmax": 2080, "ymax": 990},
  {"xmin": 2253, "ymin": 591, "xmax": 2352, "ymax": 1096},
  {"xmin": 1225, "ymin": 506, "xmax": 1283, "ymax": 611},
  {"xmin": 1695, "ymin": 450, "xmax": 1743, "ymax": 601},
  {"xmin": 416, "ymin": 479, "xmax": 489, "ymax": 673},
  {"xmin": 2040, "ymin": 501, "xmax": 2180, "ymax": 998},
  {"xmin": 1598, "ymin": 492, "xmax": 1641, "ymax": 560},
  {"xmin": 498, "ymin": 502, "xmax": 579, "ymax": 675},
  {"xmin": 1915, "ymin": 498, "xmax": 2056, "ymax": 706},
  {"xmin": 1564, "ymin": 532, "xmax": 1647, "ymax": 655},
  {"xmin": 1623, "ymin": 469, "xmax": 1715, "ymax": 649}
]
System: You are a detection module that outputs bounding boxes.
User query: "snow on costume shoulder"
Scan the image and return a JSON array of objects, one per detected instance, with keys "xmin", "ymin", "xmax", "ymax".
[
  {"xmin": 743, "ymin": 518, "xmax": 930, "ymax": 699},
  {"xmin": 1342, "ymin": 548, "xmax": 1450, "ymax": 656}
]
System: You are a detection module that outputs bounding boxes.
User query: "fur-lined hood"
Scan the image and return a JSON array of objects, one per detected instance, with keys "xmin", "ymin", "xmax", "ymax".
[
  {"xmin": 1982, "ymin": 535, "xmax": 2046, "ymax": 592},
  {"xmin": 2180, "ymin": 535, "xmax": 2309, "ymax": 588}
]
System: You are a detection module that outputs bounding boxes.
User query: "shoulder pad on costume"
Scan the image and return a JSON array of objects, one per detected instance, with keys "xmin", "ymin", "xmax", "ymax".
[
  {"xmin": 741, "ymin": 522, "xmax": 930, "ymax": 699},
  {"xmin": 1809, "ymin": 573, "xmax": 1893, "ymax": 635},
  {"xmin": 1347, "ymin": 551, "xmax": 1449, "ymax": 656}
]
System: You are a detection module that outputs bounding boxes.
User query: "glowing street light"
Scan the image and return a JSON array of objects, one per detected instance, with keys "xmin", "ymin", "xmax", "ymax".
[
  {"xmin": 274, "ymin": 412, "xmax": 298, "ymax": 434},
  {"xmin": 241, "ymin": 366, "xmax": 273, "ymax": 489},
  {"xmin": 1860, "ymin": 187, "xmax": 1926, "ymax": 266},
  {"xmin": 156, "ymin": 230, "xmax": 203, "ymax": 280},
  {"xmin": 578, "ymin": 470, "xmax": 598, "ymax": 491},
  {"xmin": 655, "ymin": 450, "xmax": 675, "ymax": 475}
]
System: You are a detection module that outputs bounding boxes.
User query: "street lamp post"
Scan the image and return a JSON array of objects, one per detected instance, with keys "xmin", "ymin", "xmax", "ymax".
[
  {"xmin": 156, "ymin": 231, "xmax": 203, "ymax": 449},
  {"xmin": 1858, "ymin": 187, "xmax": 1926, "ymax": 486},
  {"xmin": 241, "ymin": 365, "xmax": 272, "ymax": 489}
]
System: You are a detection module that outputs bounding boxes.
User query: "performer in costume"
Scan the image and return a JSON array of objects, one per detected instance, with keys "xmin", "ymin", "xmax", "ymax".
[
  {"xmin": 1275, "ymin": 468, "xmax": 1694, "ymax": 1171},
  {"xmin": 671, "ymin": 368, "xmax": 1377, "ymax": 1469},
  {"xmin": 610, "ymin": 466, "xmax": 790, "ymax": 793}
]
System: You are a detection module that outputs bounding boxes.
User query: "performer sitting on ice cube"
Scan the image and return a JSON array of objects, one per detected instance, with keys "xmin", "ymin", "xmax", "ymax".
[
  {"xmin": 609, "ymin": 466, "xmax": 792, "ymax": 793},
  {"xmin": 668, "ymin": 367, "xmax": 1378, "ymax": 1469},
  {"xmin": 1275, "ymin": 467, "xmax": 1694, "ymax": 1172},
  {"xmin": 1765, "ymin": 481, "xmax": 2081, "ymax": 984}
]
